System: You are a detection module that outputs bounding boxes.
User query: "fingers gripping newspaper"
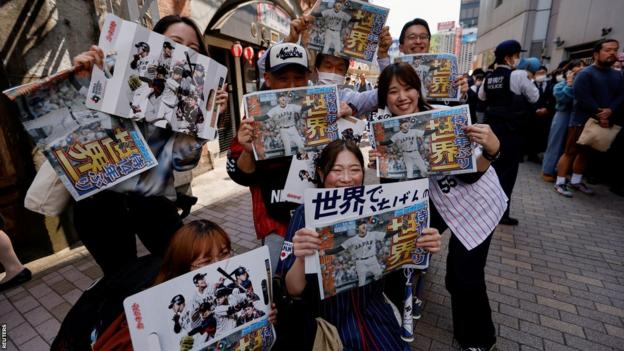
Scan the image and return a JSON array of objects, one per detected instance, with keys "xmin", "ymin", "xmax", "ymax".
[
  {"xmin": 87, "ymin": 14, "xmax": 227, "ymax": 140},
  {"xmin": 304, "ymin": 179, "xmax": 430, "ymax": 299},
  {"xmin": 124, "ymin": 247, "xmax": 275, "ymax": 351}
]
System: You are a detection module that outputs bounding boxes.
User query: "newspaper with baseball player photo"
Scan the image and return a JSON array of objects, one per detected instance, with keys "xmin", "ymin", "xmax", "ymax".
[
  {"xmin": 243, "ymin": 85, "xmax": 340, "ymax": 160},
  {"xmin": 86, "ymin": 14, "xmax": 227, "ymax": 140},
  {"xmin": 395, "ymin": 53, "xmax": 461, "ymax": 102},
  {"xmin": 3, "ymin": 68, "xmax": 157, "ymax": 201},
  {"xmin": 308, "ymin": 0, "xmax": 389, "ymax": 63},
  {"xmin": 281, "ymin": 115, "xmax": 367, "ymax": 204},
  {"xmin": 369, "ymin": 105, "xmax": 477, "ymax": 179},
  {"xmin": 304, "ymin": 179, "xmax": 430, "ymax": 299},
  {"xmin": 123, "ymin": 246, "xmax": 275, "ymax": 351},
  {"xmin": 282, "ymin": 151, "xmax": 319, "ymax": 204}
]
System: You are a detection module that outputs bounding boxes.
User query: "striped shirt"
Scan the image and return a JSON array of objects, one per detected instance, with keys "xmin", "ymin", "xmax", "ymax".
[
  {"xmin": 277, "ymin": 206, "xmax": 410, "ymax": 351},
  {"xmin": 429, "ymin": 166, "xmax": 507, "ymax": 250}
]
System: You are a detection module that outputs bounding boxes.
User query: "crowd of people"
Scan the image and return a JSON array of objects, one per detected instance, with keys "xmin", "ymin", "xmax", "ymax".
[{"xmin": 3, "ymin": 6, "xmax": 622, "ymax": 351}]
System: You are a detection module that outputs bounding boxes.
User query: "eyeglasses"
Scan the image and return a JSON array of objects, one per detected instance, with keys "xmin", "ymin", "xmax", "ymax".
[
  {"xmin": 190, "ymin": 249, "xmax": 232, "ymax": 270},
  {"xmin": 406, "ymin": 34, "xmax": 430, "ymax": 41}
]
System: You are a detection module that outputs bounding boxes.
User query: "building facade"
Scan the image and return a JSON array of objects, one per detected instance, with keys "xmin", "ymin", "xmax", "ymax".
[{"xmin": 475, "ymin": 0, "xmax": 624, "ymax": 70}]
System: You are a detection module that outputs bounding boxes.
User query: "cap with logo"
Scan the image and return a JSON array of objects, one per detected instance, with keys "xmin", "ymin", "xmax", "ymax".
[
  {"xmin": 265, "ymin": 42, "xmax": 310, "ymax": 73},
  {"xmin": 135, "ymin": 41, "xmax": 150, "ymax": 52},
  {"xmin": 494, "ymin": 40, "xmax": 525, "ymax": 59}
]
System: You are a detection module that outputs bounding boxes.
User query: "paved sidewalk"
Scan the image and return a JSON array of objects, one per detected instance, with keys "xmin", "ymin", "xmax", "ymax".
[{"xmin": 1, "ymin": 159, "xmax": 623, "ymax": 350}]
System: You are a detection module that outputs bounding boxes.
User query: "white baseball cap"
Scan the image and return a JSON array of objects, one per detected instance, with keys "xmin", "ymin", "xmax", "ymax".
[{"xmin": 265, "ymin": 42, "xmax": 310, "ymax": 73}]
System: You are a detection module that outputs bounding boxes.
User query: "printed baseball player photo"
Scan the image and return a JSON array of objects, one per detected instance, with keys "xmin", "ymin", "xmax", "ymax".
[
  {"xmin": 283, "ymin": 151, "xmax": 320, "ymax": 204},
  {"xmin": 4, "ymin": 68, "xmax": 158, "ymax": 201},
  {"xmin": 378, "ymin": 118, "xmax": 436, "ymax": 179},
  {"xmin": 86, "ymin": 14, "xmax": 227, "ymax": 140},
  {"xmin": 370, "ymin": 106, "xmax": 477, "ymax": 179},
  {"xmin": 243, "ymin": 85, "xmax": 340, "ymax": 161},
  {"xmin": 395, "ymin": 54, "xmax": 461, "ymax": 102},
  {"xmin": 123, "ymin": 247, "xmax": 274, "ymax": 351},
  {"xmin": 309, "ymin": 0, "xmax": 390, "ymax": 62},
  {"xmin": 315, "ymin": 204, "xmax": 430, "ymax": 298}
]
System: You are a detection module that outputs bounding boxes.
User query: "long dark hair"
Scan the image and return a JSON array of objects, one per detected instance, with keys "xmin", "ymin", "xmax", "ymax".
[
  {"xmin": 315, "ymin": 140, "xmax": 364, "ymax": 186},
  {"xmin": 377, "ymin": 62, "xmax": 432, "ymax": 115},
  {"xmin": 152, "ymin": 15, "xmax": 209, "ymax": 56}
]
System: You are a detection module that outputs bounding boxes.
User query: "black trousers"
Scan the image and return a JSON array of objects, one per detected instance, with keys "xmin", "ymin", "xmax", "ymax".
[
  {"xmin": 73, "ymin": 191, "xmax": 182, "ymax": 276},
  {"xmin": 490, "ymin": 123, "xmax": 522, "ymax": 218},
  {"xmin": 446, "ymin": 233, "xmax": 496, "ymax": 348}
]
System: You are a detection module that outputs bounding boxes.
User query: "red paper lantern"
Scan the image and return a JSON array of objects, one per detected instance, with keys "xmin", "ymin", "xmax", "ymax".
[
  {"xmin": 231, "ymin": 42, "xmax": 243, "ymax": 57},
  {"xmin": 243, "ymin": 46, "xmax": 255, "ymax": 63}
]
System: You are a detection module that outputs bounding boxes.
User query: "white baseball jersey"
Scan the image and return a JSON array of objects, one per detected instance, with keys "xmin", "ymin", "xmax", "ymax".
[
  {"xmin": 391, "ymin": 129, "xmax": 425, "ymax": 153},
  {"xmin": 135, "ymin": 56, "xmax": 156, "ymax": 77},
  {"xmin": 162, "ymin": 78, "xmax": 180, "ymax": 106},
  {"xmin": 322, "ymin": 8, "xmax": 351, "ymax": 31},
  {"xmin": 214, "ymin": 304, "xmax": 238, "ymax": 336},
  {"xmin": 341, "ymin": 230, "xmax": 386, "ymax": 259},
  {"xmin": 267, "ymin": 104, "xmax": 302, "ymax": 128}
]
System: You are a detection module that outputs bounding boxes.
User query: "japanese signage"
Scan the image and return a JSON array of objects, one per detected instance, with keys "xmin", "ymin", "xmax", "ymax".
[
  {"xmin": 308, "ymin": 0, "xmax": 389, "ymax": 63},
  {"xmin": 395, "ymin": 54, "xmax": 461, "ymax": 102},
  {"xmin": 3, "ymin": 68, "xmax": 157, "ymax": 201},
  {"xmin": 304, "ymin": 179, "xmax": 430, "ymax": 299},
  {"xmin": 243, "ymin": 85, "xmax": 340, "ymax": 160},
  {"xmin": 124, "ymin": 247, "xmax": 275, "ymax": 351},
  {"xmin": 369, "ymin": 105, "xmax": 477, "ymax": 179},
  {"xmin": 87, "ymin": 14, "xmax": 227, "ymax": 140}
]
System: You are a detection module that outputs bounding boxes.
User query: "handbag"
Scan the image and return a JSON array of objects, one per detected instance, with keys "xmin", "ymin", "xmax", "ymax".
[
  {"xmin": 24, "ymin": 160, "xmax": 71, "ymax": 216},
  {"xmin": 577, "ymin": 118, "xmax": 622, "ymax": 152}
]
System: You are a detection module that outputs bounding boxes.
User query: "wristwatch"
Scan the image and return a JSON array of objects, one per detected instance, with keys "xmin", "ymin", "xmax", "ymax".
[{"xmin": 482, "ymin": 148, "xmax": 501, "ymax": 162}]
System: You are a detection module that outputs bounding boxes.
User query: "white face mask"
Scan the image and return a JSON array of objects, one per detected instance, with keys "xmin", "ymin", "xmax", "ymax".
[
  {"xmin": 317, "ymin": 70, "xmax": 344, "ymax": 85},
  {"xmin": 556, "ymin": 74, "xmax": 564, "ymax": 82},
  {"xmin": 535, "ymin": 75, "xmax": 547, "ymax": 83},
  {"xmin": 512, "ymin": 58, "xmax": 520, "ymax": 68},
  {"xmin": 615, "ymin": 67, "xmax": 622, "ymax": 71}
]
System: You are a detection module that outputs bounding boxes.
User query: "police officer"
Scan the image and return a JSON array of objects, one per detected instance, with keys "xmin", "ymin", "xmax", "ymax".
[{"xmin": 478, "ymin": 40, "xmax": 539, "ymax": 226}]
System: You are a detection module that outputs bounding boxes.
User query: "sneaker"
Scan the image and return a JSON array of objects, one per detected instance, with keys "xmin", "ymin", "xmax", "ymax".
[
  {"xmin": 569, "ymin": 182, "xmax": 595, "ymax": 195},
  {"xmin": 412, "ymin": 297, "xmax": 423, "ymax": 320},
  {"xmin": 542, "ymin": 173, "xmax": 555, "ymax": 182},
  {"xmin": 554, "ymin": 184, "xmax": 573, "ymax": 197}
]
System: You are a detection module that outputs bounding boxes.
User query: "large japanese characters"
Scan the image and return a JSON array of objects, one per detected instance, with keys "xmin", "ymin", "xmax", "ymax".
[
  {"xmin": 369, "ymin": 105, "xmax": 477, "ymax": 179},
  {"xmin": 243, "ymin": 85, "xmax": 340, "ymax": 160},
  {"xmin": 308, "ymin": 0, "xmax": 389, "ymax": 63},
  {"xmin": 86, "ymin": 14, "xmax": 227, "ymax": 140},
  {"xmin": 395, "ymin": 54, "xmax": 461, "ymax": 102},
  {"xmin": 124, "ymin": 247, "xmax": 274, "ymax": 351},
  {"xmin": 3, "ymin": 69, "xmax": 157, "ymax": 200},
  {"xmin": 304, "ymin": 179, "xmax": 430, "ymax": 299}
]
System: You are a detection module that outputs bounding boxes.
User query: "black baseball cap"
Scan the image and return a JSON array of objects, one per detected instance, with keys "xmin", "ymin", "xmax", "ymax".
[
  {"xmin": 494, "ymin": 40, "xmax": 525, "ymax": 59},
  {"xmin": 168, "ymin": 294, "xmax": 185, "ymax": 308},
  {"xmin": 192, "ymin": 273, "xmax": 206, "ymax": 283}
]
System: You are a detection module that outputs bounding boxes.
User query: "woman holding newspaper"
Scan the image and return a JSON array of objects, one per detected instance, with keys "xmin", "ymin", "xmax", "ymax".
[
  {"xmin": 277, "ymin": 139, "xmax": 442, "ymax": 350},
  {"xmin": 70, "ymin": 16, "xmax": 228, "ymax": 277},
  {"xmin": 370, "ymin": 62, "xmax": 506, "ymax": 351}
]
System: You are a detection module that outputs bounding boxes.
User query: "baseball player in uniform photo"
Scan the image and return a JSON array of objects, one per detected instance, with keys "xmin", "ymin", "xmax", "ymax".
[
  {"xmin": 322, "ymin": 219, "xmax": 394, "ymax": 287},
  {"xmin": 383, "ymin": 119, "xmax": 433, "ymax": 178},
  {"xmin": 266, "ymin": 93, "xmax": 306, "ymax": 156},
  {"xmin": 321, "ymin": 1, "xmax": 352, "ymax": 55}
]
